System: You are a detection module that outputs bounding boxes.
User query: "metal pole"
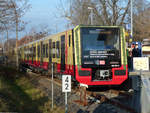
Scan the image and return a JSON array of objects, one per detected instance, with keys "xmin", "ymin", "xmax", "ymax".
[
  {"xmin": 16, "ymin": 16, "xmax": 18, "ymax": 69},
  {"xmin": 2, "ymin": 24, "xmax": 9, "ymax": 55},
  {"xmin": 131, "ymin": 0, "xmax": 133, "ymax": 38},
  {"xmin": 12, "ymin": 2, "xmax": 19, "ymax": 69},
  {"xmin": 2, "ymin": 33, "xmax": 4, "ymax": 55},
  {"xmin": 65, "ymin": 92, "xmax": 68, "ymax": 113},
  {"xmin": 6, "ymin": 29, "xmax": 8, "ymax": 54},
  {"xmin": 52, "ymin": 63, "xmax": 54, "ymax": 109},
  {"xmin": 91, "ymin": 9, "xmax": 93, "ymax": 25},
  {"xmin": 88, "ymin": 7, "xmax": 94, "ymax": 25}
]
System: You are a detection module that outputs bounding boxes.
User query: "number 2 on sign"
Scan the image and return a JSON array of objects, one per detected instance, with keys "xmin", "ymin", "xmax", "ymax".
[{"xmin": 65, "ymin": 83, "xmax": 69, "ymax": 90}]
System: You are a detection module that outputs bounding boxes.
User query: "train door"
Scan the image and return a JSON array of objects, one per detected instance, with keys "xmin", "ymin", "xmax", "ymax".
[
  {"xmin": 37, "ymin": 44, "xmax": 40, "ymax": 66},
  {"xmin": 61, "ymin": 35, "xmax": 65, "ymax": 71},
  {"xmin": 40, "ymin": 41, "xmax": 43, "ymax": 65},
  {"xmin": 27, "ymin": 47, "xmax": 29, "ymax": 62},
  {"xmin": 49, "ymin": 39, "xmax": 52, "ymax": 63},
  {"xmin": 23, "ymin": 47, "xmax": 26, "ymax": 61},
  {"xmin": 32, "ymin": 44, "xmax": 33, "ymax": 64}
]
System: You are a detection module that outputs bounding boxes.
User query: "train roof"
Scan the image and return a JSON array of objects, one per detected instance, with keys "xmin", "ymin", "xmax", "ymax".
[
  {"xmin": 18, "ymin": 25, "xmax": 124, "ymax": 49},
  {"xmin": 18, "ymin": 29, "xmax": 72, "ymax": 48}
]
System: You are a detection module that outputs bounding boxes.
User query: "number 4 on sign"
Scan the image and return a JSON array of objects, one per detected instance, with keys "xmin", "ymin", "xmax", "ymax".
[
  {"xmin": 62, "ymin": 75, "xmax": 71, "ymax": 92},
  {"xmin": 65, "ymin": 76, "xmax": 69, "ymax": 82}
]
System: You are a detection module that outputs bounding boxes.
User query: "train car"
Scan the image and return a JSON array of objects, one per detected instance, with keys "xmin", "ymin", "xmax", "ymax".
[{"xmin": 18, "ymin": 25, "xmax": 128, "ymax": 87}]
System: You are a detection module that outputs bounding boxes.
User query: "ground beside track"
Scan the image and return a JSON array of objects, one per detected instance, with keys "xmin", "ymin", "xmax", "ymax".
[
  {"xmin": 27, "ymin": 72, "xmax": 136, "ymax": 113},
  {"xmin": 0, "ymin": 65, "xmax": 65, "ymax": 113},
  {"xmin": 0, "ymin": 64, "xmax": 146, "ymax": 113}
]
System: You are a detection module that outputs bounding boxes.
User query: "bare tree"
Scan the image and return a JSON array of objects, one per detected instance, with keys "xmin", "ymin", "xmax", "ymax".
[
  {"xmin": 10, "ymin": 0, "xmax": 30, "ymax": 68},
  {"xmin": 57, "ymin": 0, "xmax": 150, "ymax": 41},
  {"xmin": 133, "ymin": 8, "xmax": 150, "ymax": 41},
  {"xmin": 18, "ymin": 24, "xmax": 52, "ymax": 46},
  {"xmin": 0, "ymin": 0, "xmax": 30, "ymax": 67},
  {"xmin": 57, "ymin": 0, "xmax": 92, "ymax": 25},
  {"xmin": 0, "ymin": 0, "xmax": 14, "ymax": 47},
  {"xmin": 58, "ymin": 0, "xmax": 130, "ymax": 26},
  {"xmin": 0, "ymin": 0, "xmax": 14, "ymax": 29},
  {"xmin": 28, "ymin": 24, "xmax": 51, "ymax": 41}
]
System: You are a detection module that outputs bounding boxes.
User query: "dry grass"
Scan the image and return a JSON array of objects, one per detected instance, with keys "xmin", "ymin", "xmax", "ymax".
[{"xmin": 0, "ymin": 65, "xmax": 65, "ymax": 113}]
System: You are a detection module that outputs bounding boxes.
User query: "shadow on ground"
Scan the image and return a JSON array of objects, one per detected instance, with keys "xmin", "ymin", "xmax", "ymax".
[{"xmin": 0, "ymin": 65, "xmax": 50, "ymax": 113}]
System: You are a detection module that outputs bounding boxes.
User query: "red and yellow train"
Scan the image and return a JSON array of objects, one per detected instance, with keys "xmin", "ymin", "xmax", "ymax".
[{"xmin": 18, "ymin": 25, "xmax": 128, "ymax": 87}]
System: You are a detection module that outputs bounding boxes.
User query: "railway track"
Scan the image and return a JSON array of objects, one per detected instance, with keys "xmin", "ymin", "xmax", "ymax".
[
  {"xmin": 73, "ymin": 87, "xmax": 137, "ymax": 113},
  {"xmin": 86, "ymin": 90, "xmax": 136, "ymax": 113},
  {"xmin": 27, "ymin": 71, "xmax": 137, "ymax": 113}
]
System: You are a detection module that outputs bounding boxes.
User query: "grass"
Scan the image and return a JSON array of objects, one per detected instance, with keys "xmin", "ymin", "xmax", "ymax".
[{"xmin": 0, "ymin": 65, "xmax": 65, "ymax": 113}]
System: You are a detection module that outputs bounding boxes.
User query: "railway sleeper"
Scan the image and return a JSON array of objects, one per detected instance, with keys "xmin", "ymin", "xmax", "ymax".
[{"xmin": 89, "ymin": 93, "xmax": 137, "ymax": 113}]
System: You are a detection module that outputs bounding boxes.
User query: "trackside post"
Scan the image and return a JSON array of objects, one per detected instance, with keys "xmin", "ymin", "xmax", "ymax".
[
  {"xmin": 62, "ymin": 75, "xmax": 71, "ymax": 113},
  {"xmin": 52, "ymin": 63, "xmax": 54, "ymax": 109}
]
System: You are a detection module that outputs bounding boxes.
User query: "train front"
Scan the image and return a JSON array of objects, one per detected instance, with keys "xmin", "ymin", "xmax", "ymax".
[{"xmin": 74, "ymin": 25, "xmax": 128, "ymax": 86}]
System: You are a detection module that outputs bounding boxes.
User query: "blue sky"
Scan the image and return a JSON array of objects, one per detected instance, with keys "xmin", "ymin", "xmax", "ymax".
[
  {"xmin": 14, "ymin": 0, "xmax": 150, "ymax": 39},
  {"xmin": 20, "ymin": 0, "xmax": 69, "ymax": 38}
]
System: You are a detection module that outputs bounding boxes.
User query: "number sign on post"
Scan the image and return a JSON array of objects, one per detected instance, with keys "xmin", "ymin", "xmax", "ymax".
[
  {"xmin": 62, "ymin": 75, "xmax": 71, "ymax": 113},
  {"xmin": 62, "ymin": 75, "xmax": 71, "ymax": 92}
]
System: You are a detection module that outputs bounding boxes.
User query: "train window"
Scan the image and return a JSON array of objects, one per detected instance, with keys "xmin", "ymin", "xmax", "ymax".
[
  {"xmin": 27, "ymin": 48, "xmax": 29, "ymax": 60},
  {"xmin": 30, "ymin": 48, "xmax": 32, "ymax": 57},
  {"xmin": 33, "ymin": 47, "xmax": 36, "ymax": 58},
  {"xmin": 43, "ymin": 44, "xmax": 46, "ymax": 57},
  {"xmin": 25, "ymin": 48, "xmax": 27, "ymax": 59},
  {"xmin": 69, "ymin": 35, "xmax": 71, "ymax": 47},
  {"xmin": 49, "ymin": 39, "xmax": 52, "ymax": 59},
  {"xmin": 56, "ymin": 41, "xmax": 60, "ymax": 58},
  {"xmin": 52, "ymin": 42, "xmax": 55, "ymax": 58},
  {"xmin": 46, "ymin": 44, "xmax": 48, "ymax": 58},
  {"xmin": 31, "ymin": 45, "xmax": 34, "ymax": 59},
  {"xmin": 24, "ymin": 47, "xmax": 26, "ymax": 60},
  {"xmin": 38, "ymin": 45, "xmax": 40, "ymax": 57},
  {"xmin": 25, "ymin": 48, "xmax": 27, "ymax": 60},
  {"xmin": 31, "ymin": 47, "xmax": 33, "ymax": 57}
]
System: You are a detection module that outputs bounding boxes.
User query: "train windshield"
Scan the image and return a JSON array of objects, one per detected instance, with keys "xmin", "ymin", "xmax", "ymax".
[{"xmin": 81, "ymin": 28, "xmax": 120, "ymax": 51}]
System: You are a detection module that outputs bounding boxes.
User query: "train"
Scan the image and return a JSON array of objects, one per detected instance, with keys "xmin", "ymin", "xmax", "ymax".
[{"xmin": 18, "ymin": 25, "xmax": 128, "ymax": 87}]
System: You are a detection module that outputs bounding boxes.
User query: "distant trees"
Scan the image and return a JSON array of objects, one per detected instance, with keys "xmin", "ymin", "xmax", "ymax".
[
  {"xmin": 29, "ymin": 24, "xmax": 52, "ymax": 40},
  {"xmin": 133, "ymin": 0, "xmax": 150, "ymax": 41},
  {"xmin": 0, "ymin": 0, "xmax": 13, "ymax": 31},
  {"xmin": 0, "ymin": 0, "xmax": 29, "ymax": 33},
  {"xmin": 0, "ymin": 0, "xmax": 30, "ymax": 67},
  {"xmin": 4, "ymin": 38, "xmax": 16, "ymax": 51},
  {"xmin": 58, "ymin": 0, "xmax": 130, "ymax": 26},
  {"xmin": 18, "ymin": 24, "xmax": 52, "ymax": 46},
  {"xmin": 58, "ymin": 0, "xmax": 150, "ymax": 41}
]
